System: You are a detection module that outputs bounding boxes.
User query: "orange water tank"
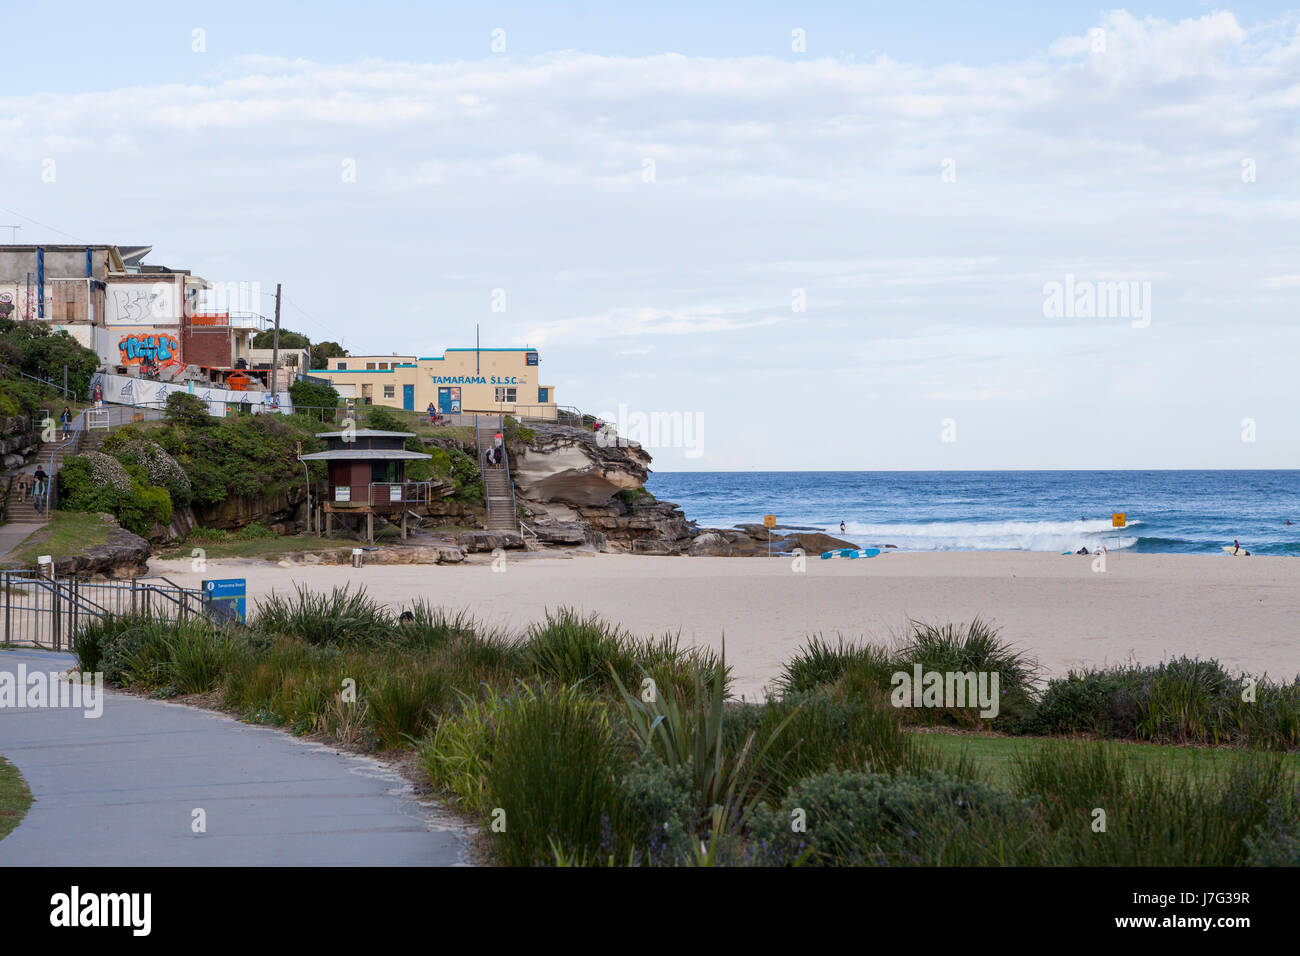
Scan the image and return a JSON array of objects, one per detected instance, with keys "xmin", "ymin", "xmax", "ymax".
[{"xmin": 225, "ymin": 372, "xmax": 252, "ymax": 391}]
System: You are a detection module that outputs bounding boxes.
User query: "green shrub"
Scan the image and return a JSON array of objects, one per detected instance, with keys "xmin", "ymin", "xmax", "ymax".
[
  {"xmin": 165, "ymin": 624, "xmax": 237, "ymax": 694},
  {"xmin": 523, "ymin": 608, "xmax": 634, "ymax": 690},
  {"xmin": 484, "ymin": 683, "xmax": 633, "ymax": 866},
  {"xmin": 289, "ymin": 378, "xmax": 339, "ymax": 421},
  {"xmin": 1011, "ymin": 741, "xmax": 1296, "ymax": 866},
  {"xmin": 746, "ymin": 768, "xmax": 1043, "ymax": 866},
  {"xmin": 164, "ymin": 391, "xmax": 211, "ymax": 428},
  {"xmin": 619, "ymin": 757, "xmax": 697, "ymax": 865},
  {"xmin": 364, "ymin": 657, "xmax": 450, "ymax": 749},
  {"xmin": 774, "ymin": 634, "xmax": 894, "ymax": 697},
  {"xmin": 888, "ymin": 619, "xmax": 1038, "ymax": 728},
  {"xmin": 254, "ymin": 584, "xmax": 393, "ymax": 645},
  {"xmin": 366, "ymin": 405, "xmax": 406, "ymax": 432},
  {"xmin": 418, "ymin": 686, "xmax": 513, "ymax": 814},
  {"xmin": 613, "ymin": 645, "xmax": 795, "ymax": 835},
  {"xmin": 1026, "ymin": 658, "xmax": 1300, "ymax": 749},
  {"xmin": 738, "ymin": 688, "xmax": 947, "ymax": 804}
]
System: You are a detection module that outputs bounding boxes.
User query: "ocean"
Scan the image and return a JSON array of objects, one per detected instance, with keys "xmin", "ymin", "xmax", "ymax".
[{"xmin": 643, "ymin": 471, "xmax": 1300, "ymax": 556}]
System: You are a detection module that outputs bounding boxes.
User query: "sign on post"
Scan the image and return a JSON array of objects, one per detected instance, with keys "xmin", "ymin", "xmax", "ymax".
[
  {"xmin": 764, "ymin": 514, "xmax": 776, "ymax": 529},
  {"xmin": 204, "ymin": 578, "xmax": 246, "ymax": 623},
  {"xmin": 1112, "ymin": 513, "xmax": 1126, "ymax": 528}
]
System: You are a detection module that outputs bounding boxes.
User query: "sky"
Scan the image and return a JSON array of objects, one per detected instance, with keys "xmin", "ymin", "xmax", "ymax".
[{"xmin": 2, "ymin": 1, "xmax": 1298, "ymax": 470}]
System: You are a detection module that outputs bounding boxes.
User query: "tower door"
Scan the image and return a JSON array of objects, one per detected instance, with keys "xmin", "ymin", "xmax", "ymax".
[{"xmin": 402, "ymin": 384, "xmax": 415, "ymax": 410}]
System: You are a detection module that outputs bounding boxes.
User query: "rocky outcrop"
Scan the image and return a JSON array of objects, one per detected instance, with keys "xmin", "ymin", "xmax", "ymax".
[
  {"xmin": 688, "ymin": 528, "xmax": 859, "ymax": 557},
  {"xmin": 52, "ymin": 515, "xmax": 151, "ymax": 579},
  {"xmin": 510, "ymin": 423, "xmax": 650, "ymax": 506},
  {"xmin": 191, "ymin": 485, "xmax": 309, "ymax": 532},
  {"xmin": 457, "ymin": 530, "xmax": 525, "ymax": 552},
  {"xmin": 279, "ymin": 545, "xmax": 466, "ymax": 567},
  {"xmin": 0, "ymin": 413, "xmax": 39, "ymax": 470}
]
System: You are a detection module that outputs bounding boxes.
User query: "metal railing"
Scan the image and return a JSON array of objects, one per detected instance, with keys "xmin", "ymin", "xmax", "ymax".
[
  {"xmin": 321, "ymin": 481, "xmax": 441, "ymax": 508},
  {"xmin": 0, "ymin": 571, "xmax": 211, "ymax": 651}
]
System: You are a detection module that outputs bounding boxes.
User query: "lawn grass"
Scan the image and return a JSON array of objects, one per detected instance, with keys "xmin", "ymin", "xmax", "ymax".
[
  {"xmin": 0, "ymin": 755, "xmax": 33, "ymax": 841},
  {"xmin": 158, "ymin": 533, "xmax": 352, "ymax": 561},
  {"xmin": 915, "ymin": 729, "xmax": 1300, "ymax": 788},
  {"xmin": 0, "ymin": 511, "xmax": 112, "ymax": 569}
]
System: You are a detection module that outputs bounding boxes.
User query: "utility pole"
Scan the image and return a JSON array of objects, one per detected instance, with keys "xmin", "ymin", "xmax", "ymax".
[
  {"xmin": 2, "ymin": 225, "xmax": 19, "ymax": 244},
  {"xmin": 270, "ymin": 282, "xmax": 282, "ymax": 400}
]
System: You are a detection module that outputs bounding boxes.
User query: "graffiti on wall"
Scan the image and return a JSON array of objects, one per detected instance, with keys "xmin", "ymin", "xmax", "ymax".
[
  {"xmin": 107, "ymin": 284, "xmax": 176, "ymax": 324},
  {"xmin": 118, "ymin": 333, "xmax": 182, "ymax": 370}
]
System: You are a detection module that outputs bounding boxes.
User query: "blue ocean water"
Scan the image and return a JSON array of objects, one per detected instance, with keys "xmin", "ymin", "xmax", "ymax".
[{"xmin": 644, "ymin": 471, "xmax": 1300, "ymax": 556}]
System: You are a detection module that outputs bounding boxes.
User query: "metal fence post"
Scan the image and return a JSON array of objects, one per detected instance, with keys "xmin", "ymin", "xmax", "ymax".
[
  {"xmin": 52, "ymin": 582, "xmax": 62, "ymax": 652},
  {"xmin": 3, "ymin": 571, "xmax": 9, "ymax": 646}
]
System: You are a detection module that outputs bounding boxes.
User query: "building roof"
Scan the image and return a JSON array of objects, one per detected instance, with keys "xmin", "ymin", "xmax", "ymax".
[
  {"xmin": 299, "ymin": 449, "xmax": 432, "ymax": 462},
  {"xmin": 314, "ymin": 429, "xmax": 416, "ymax": 439}
]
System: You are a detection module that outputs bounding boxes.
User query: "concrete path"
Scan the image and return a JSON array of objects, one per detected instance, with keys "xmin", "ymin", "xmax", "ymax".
[
  {"xmin": 0, "ymin": 649, "xmax": 469, "ymax": 866},
  {"xmin": 0, "ymin": 522, "xmax": 43, "ymax": 561}
]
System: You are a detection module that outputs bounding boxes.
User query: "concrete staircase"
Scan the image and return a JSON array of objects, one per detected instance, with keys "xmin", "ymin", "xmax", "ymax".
[
  {"xmin": 4, "ymin": 428, "xmax": 86, "ymax": 524},
  {"xmin": 476, "ymin": 416, "xmax": 518, "ymax": 532}
]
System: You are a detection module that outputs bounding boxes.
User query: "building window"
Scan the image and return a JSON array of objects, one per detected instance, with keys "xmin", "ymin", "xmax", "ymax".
[
  {"xmin": 383, "ymin": 385, "xmax": 395, "ymax": 399},
  {"xmin": 495, "ymin": 387, "xmax": 517, "ymax": 403},
  {"xmin": 366, "ymin": 362, "xmax": 376, "ymax": 370},
  {"xmin": 378, "ymin": 362, "xmax": 389, "ymax": 369},
  {"xmin": 538, "ymin": 387, "xmax": 549, "ymax": 403},
  {"xmin": 337, "ymin": 362, "xmax": 347, "ymax": 370}
]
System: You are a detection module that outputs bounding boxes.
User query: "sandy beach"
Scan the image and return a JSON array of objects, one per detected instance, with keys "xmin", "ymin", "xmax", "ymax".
[{"xmin": 147, "ymin": 550, "xmax": 1300, "ymax": 700}]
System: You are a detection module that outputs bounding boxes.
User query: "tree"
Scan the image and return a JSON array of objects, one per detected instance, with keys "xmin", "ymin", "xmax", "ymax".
[
  {"xmin": 289, "ymin": 378, "xmax": 339, "ymax": 421},
  {"xmin": 164, "ymin": 391, "xmax": 211, "ymax": 428},
  {"xmin": 0, "ymin": 317, "xmax": 100, "ymax": 399},
  {"xmin": 252, "ymin": 328, "xmax": 311, "ymax": 350},
  {"xmin": 310, "ymin": 341, "xmax": 347, "ymax": 369}
]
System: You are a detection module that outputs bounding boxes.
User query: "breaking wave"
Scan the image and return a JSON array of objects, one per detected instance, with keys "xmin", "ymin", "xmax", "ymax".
[{"xmin": 837, "ymin": 518, "xmax": 1141, "ymax": 552}]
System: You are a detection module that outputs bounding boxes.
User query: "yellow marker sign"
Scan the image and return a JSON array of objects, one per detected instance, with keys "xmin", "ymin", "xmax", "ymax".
[
  {"xmin": 1112, "ymin": 513, "xmax": 1126, "ymax": 528},
  {"xmin": 764, "ymin": 514, "xmax": 776, "ymax": 529}
]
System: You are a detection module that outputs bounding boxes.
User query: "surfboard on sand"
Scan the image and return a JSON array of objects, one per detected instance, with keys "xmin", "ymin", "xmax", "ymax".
[
  {"xmin": 820, "ymin": 548, "xmax": 881, "ymax": 559},
  {"xmin": 1222, "ymin": 545, "xmax": 1252, "ymax": 556}
]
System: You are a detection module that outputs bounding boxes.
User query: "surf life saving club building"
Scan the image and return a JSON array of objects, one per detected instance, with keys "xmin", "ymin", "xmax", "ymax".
[{"xmin": 316, "ymin": 347, "xmax": 557, "ymax": 419}]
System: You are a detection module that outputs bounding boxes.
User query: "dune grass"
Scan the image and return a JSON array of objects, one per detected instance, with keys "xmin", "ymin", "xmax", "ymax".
[
  {"xmin": 0, "ymin": 756, "xmax": 32, "ymax": 842},
  {"xmin": 66, "ymin": 594, "xmax": 1300, "ymax": 866}
]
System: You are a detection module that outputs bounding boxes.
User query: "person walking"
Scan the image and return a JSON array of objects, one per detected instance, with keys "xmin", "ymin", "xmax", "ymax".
[
  {"xmin": 427, "ymin": 402, "xmax": 437, "ymax": 426},
  {"xmin": 493, "ymin": 430, "xmax": 504, "ymax": 467},
  {"xmin": 840, "ymin": 521, "xmax": 846, "ymax": 534},
  {"xmin": 60, "ymin": 406, "xmax": 73, "ymax": 439},
  {"xmin": 92, "ymin": 382, "xmax": 103, "ymax": 408},
  {"xmin": 32, "ymin": 466, "xmax": 48, "ymax": 512}
]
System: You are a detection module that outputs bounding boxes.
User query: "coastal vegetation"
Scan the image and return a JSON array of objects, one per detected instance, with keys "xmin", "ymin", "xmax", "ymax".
[
  {"xmin": 70, "ymin": 597, "xmax": 1300, "ymax": 866},
  {"xmin": 0, "ymin": 316, "xmax": 99, "ymax": 417}
]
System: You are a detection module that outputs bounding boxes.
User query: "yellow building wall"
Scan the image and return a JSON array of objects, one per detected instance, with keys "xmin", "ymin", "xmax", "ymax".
[{"xmin": 319, "ymin": 349, "xmax": 556, "ymax": 418}]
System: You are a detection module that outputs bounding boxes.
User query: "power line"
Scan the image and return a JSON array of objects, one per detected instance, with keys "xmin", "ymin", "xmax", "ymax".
[{"xmin": 0, "ymin": 204, "xmax": 89, "ymax": 243}]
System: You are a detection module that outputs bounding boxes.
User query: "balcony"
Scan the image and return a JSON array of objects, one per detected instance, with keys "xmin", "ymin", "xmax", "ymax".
[{"xmin": 189, "ymin": 311, "xmax": 271, "ymax": 330}]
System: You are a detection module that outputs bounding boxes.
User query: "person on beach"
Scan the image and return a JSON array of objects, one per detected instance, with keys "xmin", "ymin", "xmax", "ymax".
[
  {"xmin": 60, "ymin": 407, "xmax": 72, "ymax": 439},
  {"xmin": 840, "ymin": 521, "xmax": 846, "ymax": 534},
  {"xmin": 427, "ymin": 402, "xmax": 437, "ymax": 425}
]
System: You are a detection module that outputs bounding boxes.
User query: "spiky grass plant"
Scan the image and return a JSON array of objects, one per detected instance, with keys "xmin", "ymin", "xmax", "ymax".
[{"xmin": 253, "ymin": 583, "xmax": 393, "ymax": 646}]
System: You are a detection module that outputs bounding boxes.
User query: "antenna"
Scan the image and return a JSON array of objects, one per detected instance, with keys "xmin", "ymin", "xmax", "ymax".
[{"xmin": 2, "ymin": 225, "xmax": 20, "ymax": 244}]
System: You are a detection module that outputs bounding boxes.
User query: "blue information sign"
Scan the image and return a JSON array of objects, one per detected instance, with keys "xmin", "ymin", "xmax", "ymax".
[{"xmin": 203, "ymin": 578, "xmax": 247, "ymax": 623}]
